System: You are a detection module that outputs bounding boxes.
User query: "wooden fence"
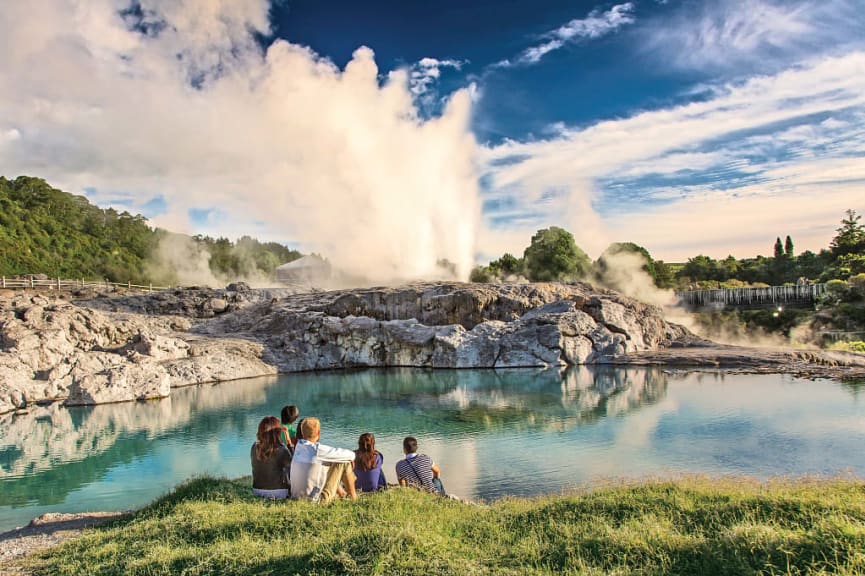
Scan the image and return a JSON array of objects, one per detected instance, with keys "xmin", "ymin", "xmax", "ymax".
[
  {"xmin": 676, "ymin": 283, "xmax": 826, "ymax": 310},
  {"xmin": 0, "ymin": 276, "xmax": 170, "ymax": 293}
]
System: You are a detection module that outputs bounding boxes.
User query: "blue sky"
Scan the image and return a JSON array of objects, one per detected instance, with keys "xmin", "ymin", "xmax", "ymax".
[{"xmin": 1, "ymin": 0, "xmax": 864, "ymax": 278}]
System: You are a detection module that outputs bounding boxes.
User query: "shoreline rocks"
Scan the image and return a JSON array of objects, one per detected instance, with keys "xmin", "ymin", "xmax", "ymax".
[
  {"xmin": 2, "ymin": 281, "xmax": 864, "ymax": 415},
  {"xmin": 0, "ymin": 295, "xmax": 276, "ymax": 414}
]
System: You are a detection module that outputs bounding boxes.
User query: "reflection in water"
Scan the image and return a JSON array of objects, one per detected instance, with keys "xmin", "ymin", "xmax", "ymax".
[
  {"xmin": 0, "ymin": 377, "xmax": 278, "ymax": 506},
  {"xmin": 0, "ymin": 368, "xmax": 665, "ymax": 510},
  {"xmin": 279, "ymin": 366, "xmax": 667, "ymax": 435},
  {"xmin": 1, "ymin": 367, "xmax": 863, "ymax": 532}
]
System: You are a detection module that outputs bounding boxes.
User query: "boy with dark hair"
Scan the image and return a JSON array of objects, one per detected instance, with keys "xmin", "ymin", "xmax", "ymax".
[
  {"xmin": 395, "ymin": 436, "xmax": 445, "ymax": 495},
  {"xmin": 280, "ymin": 405, "xmax": 299, "ymax": 446}
]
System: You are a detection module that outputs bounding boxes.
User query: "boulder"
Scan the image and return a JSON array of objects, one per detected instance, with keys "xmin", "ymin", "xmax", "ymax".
[{"xmin": 66, "ymin": 363, "xmax": 171, "ymax": 406}]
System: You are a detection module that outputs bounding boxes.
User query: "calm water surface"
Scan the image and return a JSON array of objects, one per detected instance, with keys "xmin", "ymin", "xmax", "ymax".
[{"xmin": 1, "ymin": 367, "xmax": 864, "ymax": 532}]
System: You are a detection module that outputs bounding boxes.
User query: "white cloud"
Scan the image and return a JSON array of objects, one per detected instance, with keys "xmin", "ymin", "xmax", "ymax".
[
  {"xmin": 642, "ymin": 0, "xmax": 865, "ymax": 71},
  {"xmin": 501, "ymin": 3, "xmax": 635, "ymax": 67},
  {"xmin": 408, "ymin": 56, "xmax": 465, "ymax": 97},
  {"xmin": 0, "ymin": 0, "xmax": 481, "ymax": 282},
  {"xmin": 480, "ymin": 52, "xmax": 865, "ymax": 260}
]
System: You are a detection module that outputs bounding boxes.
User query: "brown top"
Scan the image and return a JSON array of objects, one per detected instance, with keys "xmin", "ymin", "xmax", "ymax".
[{"xmin": 250, "ymin": 443, "xmax": 292, "ymax": 490}]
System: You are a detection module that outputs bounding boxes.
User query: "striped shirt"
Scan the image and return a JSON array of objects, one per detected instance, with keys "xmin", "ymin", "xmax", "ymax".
[{"xmin": 395, "ymin": 453, "xmax": 436, "ymax": 492}]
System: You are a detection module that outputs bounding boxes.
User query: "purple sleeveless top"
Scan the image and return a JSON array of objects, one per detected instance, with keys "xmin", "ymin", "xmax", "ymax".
[{"xmin": 354, "ymin": 452, "xmax": 386, "ymax": 492}]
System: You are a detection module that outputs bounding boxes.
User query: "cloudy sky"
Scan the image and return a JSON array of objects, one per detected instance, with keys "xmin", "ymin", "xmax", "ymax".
[{"xmin": 1, "ymin": 0, "xmax": 864, "ymax": 277}]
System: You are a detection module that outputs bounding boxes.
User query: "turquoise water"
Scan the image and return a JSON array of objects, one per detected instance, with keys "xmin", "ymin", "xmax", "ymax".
[{"xmin": 1, "ymin": 367, "xmax": 864, "ymax": 532}]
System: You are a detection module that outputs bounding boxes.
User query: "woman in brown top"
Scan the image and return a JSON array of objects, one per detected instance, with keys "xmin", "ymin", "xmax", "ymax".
[{"xmin": 251, "ymin": 416, "xmax": 293, "ymax": 499}]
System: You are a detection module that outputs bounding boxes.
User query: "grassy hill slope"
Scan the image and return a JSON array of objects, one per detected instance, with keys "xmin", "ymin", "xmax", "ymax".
[{"xmin": 29, "ymin": 476, "xmax": 865, "ymax": 576}]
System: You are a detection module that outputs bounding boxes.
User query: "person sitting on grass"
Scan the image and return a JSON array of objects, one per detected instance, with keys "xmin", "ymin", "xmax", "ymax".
[
  {"xmin": 251, "ymin": 416, "xmax": 293, "ymax": 500},
  {"xmin": 353, "ymin": 432, "xmax": 387, "ymax": 493},
  {"xmin": 290, "ymin": 417, "xmax": 357, "ymax": 504},
  {"xmin": 395, "ymin": 436, "xmax": 445, "ymax": 496},
  {"xmin": 280, "ymin": 404, "xmax": 299, "ymax": 447}
]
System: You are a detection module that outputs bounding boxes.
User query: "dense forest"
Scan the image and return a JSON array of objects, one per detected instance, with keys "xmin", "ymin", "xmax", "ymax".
[{"xmin": 0, "ymin": 176, "xmax": 301, "ymax": 284}]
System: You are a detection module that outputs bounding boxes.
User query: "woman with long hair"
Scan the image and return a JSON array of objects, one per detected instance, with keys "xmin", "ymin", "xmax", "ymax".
[
  {"xmin": 353, "ymin": 432, "xmax": 387, "ymax": 493},
  {"xmin": 251, "ymin": 415, "xmax": 293, "ymax": 499}
]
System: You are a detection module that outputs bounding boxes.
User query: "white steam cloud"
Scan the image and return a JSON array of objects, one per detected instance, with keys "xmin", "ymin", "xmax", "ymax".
[{"xmin": 0, "ymin": 0, "xmax": 481, "ymax": 283}]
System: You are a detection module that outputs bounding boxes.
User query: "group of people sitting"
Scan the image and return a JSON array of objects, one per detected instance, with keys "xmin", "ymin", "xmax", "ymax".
[{"xmin": 251, "ymin": 405, "xmax": 446, "ymax": 503}]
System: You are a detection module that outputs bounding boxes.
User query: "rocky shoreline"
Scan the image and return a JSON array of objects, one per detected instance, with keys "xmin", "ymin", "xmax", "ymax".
[
  {"xmin": 2, "ymin": 281, "xmax": 864, "ymax": 415},
  {"xmin": 0, "ymin": 512, "xmax": 127, "ymax": 576}
]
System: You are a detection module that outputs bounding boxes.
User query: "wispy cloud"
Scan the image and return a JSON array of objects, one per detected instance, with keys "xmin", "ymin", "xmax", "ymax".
[
  {"xmin": 479, "ymin": 52, "xmax": 865, "ymax": 260},
  {"xmin": 642, "ymin": 0, "xmax": 865, "ymax": 72},
  {"xmin": 496, "ymin": 3, "xmax": 635, "ymax": 68}
]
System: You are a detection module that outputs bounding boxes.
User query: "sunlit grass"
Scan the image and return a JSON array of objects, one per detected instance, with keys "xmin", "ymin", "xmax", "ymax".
[{"xmin": 29, "ymin": 476, "xmax": 865, "ymax": 576}]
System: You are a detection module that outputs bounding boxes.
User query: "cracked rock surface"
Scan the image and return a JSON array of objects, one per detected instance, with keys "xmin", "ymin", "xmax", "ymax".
[
  {"xmin": 4, "ymin": 281, "xmax": 863, "ymax": 415},
  {"xmin": 0, "ymin": 293, "xmax": 275, "ymax": 414},
  {"xmin": 196, "ymin": 282, "xmax": 694, "ymax": 372}
]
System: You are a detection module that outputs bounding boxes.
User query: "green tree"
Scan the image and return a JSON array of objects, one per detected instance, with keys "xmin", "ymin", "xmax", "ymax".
[
  {"xmin": 718, "ymin": 255, "xmax": 739, "ymax": 280},
  {"xmin": 469, "ymin": 265, "xmax": 492, "ymax": 283},
  {"xmin": 523, "ymin": 227, "xmax": 591, "ymax": 282},
  {"xmin": 830, "ymin": 209, "xmax": 865, "ymax": 257},
  {"xmin": 773, "ymin": 237, "xmax": 784, "ymax": 259},
  {"xmin": 653, "ymin": 260, "xmax": 676, "ymax": 289},
  {"xmin": 796, "ymin": 250, "xmax": 825, "ymax": 280},
  {"xmin": 680, "ymin": 255, "xmax": 719, "ymax": 282},
  {"xmin": 493, "ymin": 253, "xmax": 522, "ymax": 276},
  {"xmin": 595, "ymin": 242, "xmax": 659, "ymax": 284},
  {"xmin": 784, "ymin": 235, "xmax": 794, "ymax": 257}
]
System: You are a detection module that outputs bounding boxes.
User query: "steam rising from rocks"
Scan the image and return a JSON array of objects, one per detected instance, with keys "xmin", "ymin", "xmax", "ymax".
[
  {"xmin": 595, "ymin": 251, "xmax": 676, "ymax": 308},
  {"xmin": 0, "ymin": 0, "xmax": 481, "ymax": 284}
]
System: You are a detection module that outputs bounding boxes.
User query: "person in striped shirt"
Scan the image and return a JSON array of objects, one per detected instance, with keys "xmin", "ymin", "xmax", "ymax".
[{"xmin": 395, "ymin": 436, "xmax": 445, "ymax": 495}]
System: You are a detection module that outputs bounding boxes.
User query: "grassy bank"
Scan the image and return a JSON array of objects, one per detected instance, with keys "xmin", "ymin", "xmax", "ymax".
[{"xmin": 30, "ymin": 476, "xmax": 865, "ymax": 576}]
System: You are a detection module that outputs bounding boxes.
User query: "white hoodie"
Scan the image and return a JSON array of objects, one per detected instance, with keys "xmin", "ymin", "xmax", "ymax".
[{"xmin": 290, "ymin": 439, "xmax": 355, "ymax": 501}]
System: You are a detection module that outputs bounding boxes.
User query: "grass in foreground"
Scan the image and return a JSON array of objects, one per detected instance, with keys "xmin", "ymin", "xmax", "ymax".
[{"xmin": 30, "ymin": 476, "xmax": 865, "ymax": 576}]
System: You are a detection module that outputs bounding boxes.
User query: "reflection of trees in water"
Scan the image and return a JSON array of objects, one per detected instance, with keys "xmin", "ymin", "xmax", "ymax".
[
  {"xmin": 0, "ymin": 368, "xmax": 668, "ymax": 507},
  {"xmin": 0, "ymin": 376, "xmax": 278, "ymax": 506},
  {"xmin": 285, "ymin": 367, "xmax": 668, "ymax": 436}
]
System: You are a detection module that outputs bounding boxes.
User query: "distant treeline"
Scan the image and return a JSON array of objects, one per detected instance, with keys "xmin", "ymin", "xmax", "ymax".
[
  {"xmin": 3, "ymin": 175, "xmax": 864, "ymax": 291},
  {"xmin": 0, "ymin": 176, "xmax": 301, "ymax": 284},
  {"xmin": 472, "ymin": 210, "xmax": 865, "ymax": 289}
]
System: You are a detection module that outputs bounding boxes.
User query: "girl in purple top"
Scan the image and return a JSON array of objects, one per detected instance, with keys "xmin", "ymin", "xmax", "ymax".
[{"xmin": 353, "ymin": 432, "xmax": 387, "ymax": 492}]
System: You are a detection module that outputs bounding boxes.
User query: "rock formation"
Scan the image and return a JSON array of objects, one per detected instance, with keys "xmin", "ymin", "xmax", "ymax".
[
  {"xmin": 2, "ymin": 281, "xmax": 864, "ymax": 415},
  {"xmin": 197, "ymin": 282, "xmax": 693, "ymax": 372},
  {"xmin": 0, "ymin": 294, "xmax": 276, "ymax": 414}
]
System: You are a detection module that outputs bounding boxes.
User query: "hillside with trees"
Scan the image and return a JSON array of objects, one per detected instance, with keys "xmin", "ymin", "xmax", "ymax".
[{"xmin": 0, "ymin": 176, "xmax": 301, "ymax": 284}]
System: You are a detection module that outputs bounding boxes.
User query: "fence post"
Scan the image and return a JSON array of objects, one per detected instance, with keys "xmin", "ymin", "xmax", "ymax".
[
  {"xmin": 128, "ymin": 280, "xmax": 131, "ymax": 290},
  {"xmin": 57, "ymin": 277, "xmax": 61, "ymax": 290},
  {"xmin": 149, "ymin": 283, "xmax": 153, "ymax": 292},
  {"xmin": 30, "ymin": 276, "xmax": 34, "ymax": 288}
]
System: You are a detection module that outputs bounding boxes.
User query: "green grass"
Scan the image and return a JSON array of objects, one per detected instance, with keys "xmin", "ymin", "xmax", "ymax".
[{"xmin": 29, "ymin": 476, "xmax": 865, "ymax": 576}]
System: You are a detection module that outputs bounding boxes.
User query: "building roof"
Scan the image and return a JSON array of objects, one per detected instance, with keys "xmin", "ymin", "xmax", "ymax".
[{"xmin": 275, "ymin": 255, "xmax": 329, "ymax": 271}]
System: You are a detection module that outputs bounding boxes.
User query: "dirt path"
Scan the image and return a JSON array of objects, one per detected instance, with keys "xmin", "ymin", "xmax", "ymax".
[{"xmin": 0, "ymin": 512, "xmax": 127, "ymax": 576}]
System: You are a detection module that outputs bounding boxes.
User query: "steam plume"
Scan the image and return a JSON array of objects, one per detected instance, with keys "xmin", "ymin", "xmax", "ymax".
[{"xmin": 0, "ymin": 0, "xmax": 481, "ymax": 284}]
